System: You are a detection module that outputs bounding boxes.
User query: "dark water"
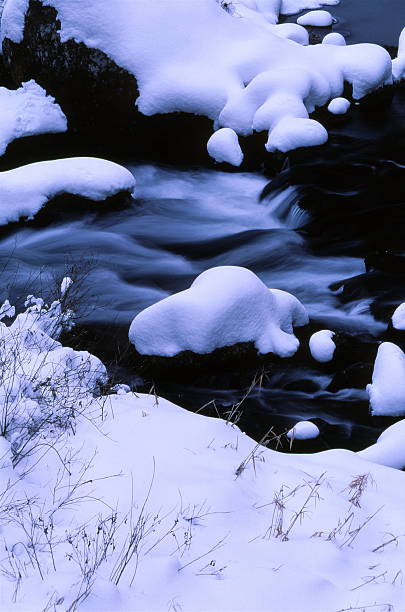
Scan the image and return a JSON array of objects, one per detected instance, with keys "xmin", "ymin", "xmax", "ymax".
[{"xmin": 1, "ymin": 2, "xmax": 405, "ymax": 453}]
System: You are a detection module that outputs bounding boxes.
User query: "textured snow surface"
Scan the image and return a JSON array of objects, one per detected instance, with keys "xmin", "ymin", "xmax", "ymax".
[
  {"xmin": 1, "ymin": 0, "xmax": 393, "ymax": 156},
  {"xmin": 129, "ymin": 266, "xmax": 308, "ymax": 357},
  {"xmin": 327, "ymin": 96, "xmax": 350, "ymax": 114},
  {"xmin": 287, "ymin": 420, "xmax": 320, "ymax": 439},
  {"xmin": 392, "ymin": 301, "xmax": 405, "ymax": 330},
  {"xmin": 309, "ymin": 329, "xmax": 336, "ymax": 362},
  {"xmin": 0, "ymin": 80, "xmax": 67, "ymax": 154},
  {"xmin": 297, "ymin": 9, "xmax": 334, "ymax": 26},
  {"xmin": 2, "ymin": 288, "xmax": 405, "ymax": 610},
  {"xmin": 367, "ymin": 342, "xmax": 405, "ymax": 417},
  {"xmin": 0, "ymin": 157, "xmax": 136, "ymax": 225}
]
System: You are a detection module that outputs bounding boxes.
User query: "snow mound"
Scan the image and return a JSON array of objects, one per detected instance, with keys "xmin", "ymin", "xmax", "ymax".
[
  {"xmin": 367, "ymin": 342, "xmax": 405, "ymax": 417},
  {"xmin": 266, "ymin": 117, "xmax": 328, "ymax": 152},
  {"xmin": 393, "ymin": 26, "xmax": 405, "ymax": 81},
  {"xmin": 1, "ymin": 0, "xmax": 393, "ymax": 157},
  {"xmin": 287, "ymin": 420, "xmax": 320, "ymax": 440},
  {"xmin": 129, "ymin": 266, "xmax": 308, "ymax": 358},
  {"xmin": 358, "ymin": 419, "xmax": 405, "ymax": 469},
  {"xmin": 327, "ymin": 96, "xmax": 350, "ymax": 114},
  {"xmin": 0, "ymin": 157, "xmax": 136, "ymax": 225},
  {"xmin": 322, "ymin": 31, "xmax": 346, "ymax": 45},
  {"xmin": 207, "ymin": 128, "xmax": 243, "ymax": 166},
  {"xmin": 392, "ymin": 302, "xmax": 405, "ymax": 330},
  {"xmin": 309, "ymin": 329, "xmax": 336, "ymax": 362},
  {"xmin": 0, "ymin": 79, "xmax": 67, "ymax": 155},
  {"xmin": 297, "ymin": 10, "xmax": 334, "ymax": 26}
]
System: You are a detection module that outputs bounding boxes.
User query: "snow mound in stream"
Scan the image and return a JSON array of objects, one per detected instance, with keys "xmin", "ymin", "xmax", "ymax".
[
  {"xmin": 129, "ymin": 266, "xmax": 308, "ymax": 358},
  {"xmin": 367, "ymin": 342, "xmax": 405, "ymax": 417},
  {"xmin": 1, "ymin": 0, "xmax": 393, "ymax": 161},
  {"xmin": 0, "ymin": 157, "xmax": 136, "ymax": 225},
  {"xmin": 0, "ymin": 79, "xmax": 67, "ymax": 155}
]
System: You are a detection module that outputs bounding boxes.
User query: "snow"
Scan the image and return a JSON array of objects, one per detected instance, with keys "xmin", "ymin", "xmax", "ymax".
[
  {"xmin": 266, "ymin": 117, "xmax": 328, "ymax": 152},
  {"xmin": 392, "ymin": 26, "xmax": 405, "ymax": 81},
  {"xmin": 2, "ymin": 286, "xmax": 405, "ymax": 611},
  {"xmin": 391, "ymin": 302, "xmax": 405, "ymax": 330},
  {"xmin": 297, "ymin": 9, "xmax": 334, "ymax": 27},
  {"xmin": 281, "ymin": 0, "xmax": 339, "ymax": 15},
  {"xmin": 322, "ymin": 31, "xmax": 346, "ymax": 45},
  {"xmin": 1, "ymin": 0, "xmax": 393, "ymax": 156},
  {"xmin": 309, "ymin": 329, "xmax": 336, "ymax": 362},
  {"xmin": 327, "ymin": 96, "xmax": 350, "ymax": 114},
  {"xmin": 367, "ymin": 342, "xmax": 405, "ymax": 417},
  {"xmin": 0, "ymin": 157, "xmax": 136, "ymax": 225},
  {"xmin": 129, "ymin": 266, "xmax": 308, "ymax": 358},
  {"xmin": 0, "ymin": 80, "xmax": 67, "ymax": 155},
  {"xmin": 207, "ymin": 128, "xmax": 244, "ymax": 166},
  {"xmin": 358, "ymin": 419, "xmax": 405, "ymax": 469},
  {"xmin": 287, "ymin": 420, "xmax": 320, "ymax": 440}
]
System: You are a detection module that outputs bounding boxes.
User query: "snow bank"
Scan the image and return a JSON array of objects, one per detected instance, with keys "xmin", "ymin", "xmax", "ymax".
[
  {"xmin": 1, "ymin": 0, "xmax": 393, "ymax": 156},
  {"xmin": 392, "ymin": 302, "xmax": 405, "ymax": 330},
  {"xmin": 309, "ymin": 329, "xmax": 336, "ymax": 362},
  {"xmin": 130, "ymin": 266, "xmax": 308, "ymax": 358},
  {"xmin": 297, "ymin": 9, "xmax": 334, "ymax": 26},
  {"xmin": 287, "ymin": 419, "xmax": 320, "ymax": 439},
  {"xmin": 367, "ymin": 342, "xmax": 405, "ymax": 417},
  {"xmin": 327, "ymin": 96, "xmax": 350, "ymax": 114},
  {"xmin": 0, "ymin": 157, "xmax": 136, "ymax": 225},
  {"xmin": 358, "ymin": 418, "xmax": 405, "ymax": 469},
  {"xmin": 2, "ymin": 388, "xmax": 405, "ymax": 612},
  {"xmin": 0, "ymin": 79, "xmax": 67, "ymax": 155}
]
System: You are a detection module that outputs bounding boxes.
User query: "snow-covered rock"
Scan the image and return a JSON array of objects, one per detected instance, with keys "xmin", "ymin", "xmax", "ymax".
[
  {"xmin": 309, "ymin": 329, "xmax": 336, "ymax": 362},
  {"xmin": 358, "ymin": 418, "xmax": 405, "ymax": 469},
  {"xmin": 1, "ymin": 0, "xmax": 393, "ymax": 160},
  {"xmin": 322, "ymin": 31, "xmax": 346, "ymax": 45},
  {"xmin": 129, "ymin": 266, "xmax": 308, "ymax": 358},
  {"xmin": 392, "ymin": 26, "xmax": 405, "ymax": 82},
  {"xmin": 0, "ymin": 79, "xmax": 67, "ymax": 155},
  {"xmin": 392, "ymin": 302, "xmax": 405, "ymax": 330},
  {"xmin": 367, "ymin": 342, "xmax": 405, "ymax": 417},
  {"xmin": 327, "ymin": 97, "xmax": 350, "ymax": 114},
  {"xmin": 287, "ymin": 420, "xmax": 320, "ymax": 440},
  {"xmin": 297, "ymin": 10, "xmax": 334, "ymax": 27},
  {"xmin": 207, "ymin": 128, "xmax": 243, "ymax": 166},
  {"xmin": 0, "ymin": 157, "xmax": 136, "ymax": 226}
]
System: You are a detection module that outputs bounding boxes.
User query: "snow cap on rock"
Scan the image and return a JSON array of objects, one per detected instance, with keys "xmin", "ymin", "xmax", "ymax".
[
  {"xmin": 367, "ymin": 342, "xmax": 405, "ymax": 417},
  {"xmin": 129, "ymin": 266, "xmax": 308, "ymax": 358}
]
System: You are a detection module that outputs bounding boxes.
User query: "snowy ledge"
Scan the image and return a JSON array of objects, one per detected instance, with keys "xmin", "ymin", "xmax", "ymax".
[
  {"xmin": 0, "ymin": 157, "xmax": 136, "ymax": 226},
  {"xmin": 1, "ymin": 0, "xmax": 400, "ymax": 164}
]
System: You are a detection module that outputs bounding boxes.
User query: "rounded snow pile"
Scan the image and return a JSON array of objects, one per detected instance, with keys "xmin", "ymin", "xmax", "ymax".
[
  {"xmin": 297, "ymin": 10, "xmax": 334, "ymax": 27},
  {"xmin": 129, "ymin": 266, "xmax": 308, "ymax": 358},
  {"xmin": 309, "ymin": 329, "xmax": 336, "ymax": 362},
  {"xmin": 0, "ymin": 157, "xmax": 136, "ymax": 225},
  {"xmin": 287, "ymin": 420, "xmax": 320, "ymax": 440},
  {"xmin": 367, "ymin": 342, "xmax": 405, "ymax": 417}
]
